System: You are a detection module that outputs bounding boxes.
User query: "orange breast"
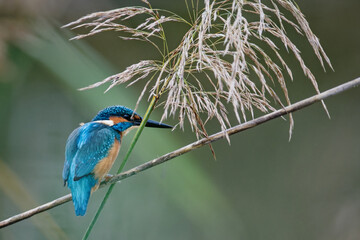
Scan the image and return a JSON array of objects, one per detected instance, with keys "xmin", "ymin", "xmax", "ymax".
[
  {"xmin": 92, "ymin": 139, "xmax": 120, "ymax": 191},
  {"xmin": 109, "ymin": 116, "xmax": 127, "ymax": 124}
]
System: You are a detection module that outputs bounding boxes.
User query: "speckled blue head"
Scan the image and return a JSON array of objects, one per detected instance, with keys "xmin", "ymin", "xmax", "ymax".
[
  {"xmin": 92, "ymin": 105, "xmax": 138, "ymax": 121},
  {"xmin": 92, "ymin": 105, "xmax": 173, "ymax": 130}
]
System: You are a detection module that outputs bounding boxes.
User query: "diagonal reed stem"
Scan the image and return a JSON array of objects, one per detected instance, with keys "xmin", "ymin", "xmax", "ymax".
[{"xmin": 0, "ymin": 77, "xmax": 359, "ymax": 229}]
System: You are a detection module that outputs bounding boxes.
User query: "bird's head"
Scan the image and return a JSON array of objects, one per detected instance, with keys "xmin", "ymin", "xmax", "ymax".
[{"xmin": 92, "ymin": 105, "xmax": 172, "ymax": 135}]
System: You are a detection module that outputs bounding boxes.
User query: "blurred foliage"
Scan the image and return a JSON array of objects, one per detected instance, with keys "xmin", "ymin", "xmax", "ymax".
[
  {"xmin": 0, "ymin": 159, "xmax": 67, "ymax": 239},
  {"xmin": 0, "ymin": 0, "xmax": 360, "ymax": 240}
]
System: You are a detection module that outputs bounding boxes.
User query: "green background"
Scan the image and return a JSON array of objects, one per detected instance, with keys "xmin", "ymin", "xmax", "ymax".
[{"xmin": 0, "ymin": 0, "xmax": 359, "ymax": 239}]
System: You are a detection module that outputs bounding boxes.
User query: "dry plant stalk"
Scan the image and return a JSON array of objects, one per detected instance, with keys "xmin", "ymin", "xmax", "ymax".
[{"xmin": 64, "ymin": 0, "xmax": 332, "ymax": 140}]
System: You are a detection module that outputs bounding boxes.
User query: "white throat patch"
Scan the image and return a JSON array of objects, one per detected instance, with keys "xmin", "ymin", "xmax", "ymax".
[{"xmin": 93, "ymin": 120, "xmax": 115, "ymax": 126}]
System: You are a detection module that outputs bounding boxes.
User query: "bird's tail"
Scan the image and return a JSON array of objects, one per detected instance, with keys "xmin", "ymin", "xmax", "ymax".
[{"xmin": 68, "ymin": 175, "xmax": 97, "ymax": 216}]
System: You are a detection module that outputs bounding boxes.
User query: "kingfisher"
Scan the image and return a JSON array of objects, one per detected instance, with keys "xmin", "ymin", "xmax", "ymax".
[{"xmin": 62, "ymin": 105, "xmax": 172, "ymax": 216}]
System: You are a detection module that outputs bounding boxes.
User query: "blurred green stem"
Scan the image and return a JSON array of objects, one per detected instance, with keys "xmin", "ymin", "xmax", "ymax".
[{"xmin": 82, "ymin": 96, "xmax": 158, "ymax": 240}]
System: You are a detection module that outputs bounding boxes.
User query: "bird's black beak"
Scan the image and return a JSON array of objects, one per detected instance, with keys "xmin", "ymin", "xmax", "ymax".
[
  {"xmin": 145, "ymin": 119, "xmax": 173, "ymax": 128},
  {"xmin": 133, "ymin": 119, "xmax": 173, "ymax": 128}
]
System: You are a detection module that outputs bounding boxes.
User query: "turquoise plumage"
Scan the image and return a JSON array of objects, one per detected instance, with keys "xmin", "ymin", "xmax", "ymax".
[
  {"xmin": 63, "ymin": 123, "xmax": 119, "ymax": 215},
  {"xmin": 62, "ymin": 106, "xmax": 172, "ymax": 216}
]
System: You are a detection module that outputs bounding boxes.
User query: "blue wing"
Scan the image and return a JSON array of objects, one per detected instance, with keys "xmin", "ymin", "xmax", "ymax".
[
  {"xmin": 73, "ymin": 123, "xmax": 117, "ymax": 180},
  {"xmin": 62, "ymin": 122, "xmax": 120, "ymax": 216},
  {"xmin": 62, "ymin": 127, "xmax": 81, "ymax": 185},
  {"xmin": 63, "ymin": 122, "xmax": 118, "ymax": 182}
]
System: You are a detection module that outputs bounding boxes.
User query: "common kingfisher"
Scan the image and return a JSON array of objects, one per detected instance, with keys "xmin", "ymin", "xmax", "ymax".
[{"xmin": 62, "ymin": 105, "xmax": 172, "ymax": 216}]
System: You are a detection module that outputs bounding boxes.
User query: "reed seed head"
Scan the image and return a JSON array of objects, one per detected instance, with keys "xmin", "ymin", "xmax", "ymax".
[{"xmin": 65, "ymin": 0, "xmax": 332, "ymax": 140}]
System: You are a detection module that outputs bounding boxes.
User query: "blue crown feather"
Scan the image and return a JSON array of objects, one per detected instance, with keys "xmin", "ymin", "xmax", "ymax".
[{"xmin": 92, "ymin": 105, "xmax": 139, "ymax": 121}]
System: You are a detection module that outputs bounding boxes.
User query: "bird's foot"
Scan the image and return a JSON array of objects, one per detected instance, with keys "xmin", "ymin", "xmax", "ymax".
[{"xmin": 104, "ymin": 174, "xmax": 114, "ymax": 182}]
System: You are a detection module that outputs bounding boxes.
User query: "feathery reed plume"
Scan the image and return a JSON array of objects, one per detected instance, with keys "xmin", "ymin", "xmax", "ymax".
[{"xmin": 64, "ymin": 0, "xmax": 332, "ymax": 140}]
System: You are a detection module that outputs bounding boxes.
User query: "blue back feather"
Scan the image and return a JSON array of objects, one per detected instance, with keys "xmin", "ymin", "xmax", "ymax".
[
  {"xmin": 62, "ymin": 127, "xmax": 80, "ymax": 183},
  {"xmin": 74, "ymin": 123, "xmax": 118, "ymax": 179}
]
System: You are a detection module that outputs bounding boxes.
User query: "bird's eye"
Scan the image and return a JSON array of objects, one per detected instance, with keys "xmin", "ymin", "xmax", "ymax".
[{"xmin": 123, "ymin": 114, "xmax": 131, "ymax": 120}]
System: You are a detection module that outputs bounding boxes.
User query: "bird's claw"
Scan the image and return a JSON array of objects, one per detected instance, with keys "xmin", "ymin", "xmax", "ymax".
[{"xmin": 104, "ymin": 174, "xmax": 113, "ymax": 181}]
